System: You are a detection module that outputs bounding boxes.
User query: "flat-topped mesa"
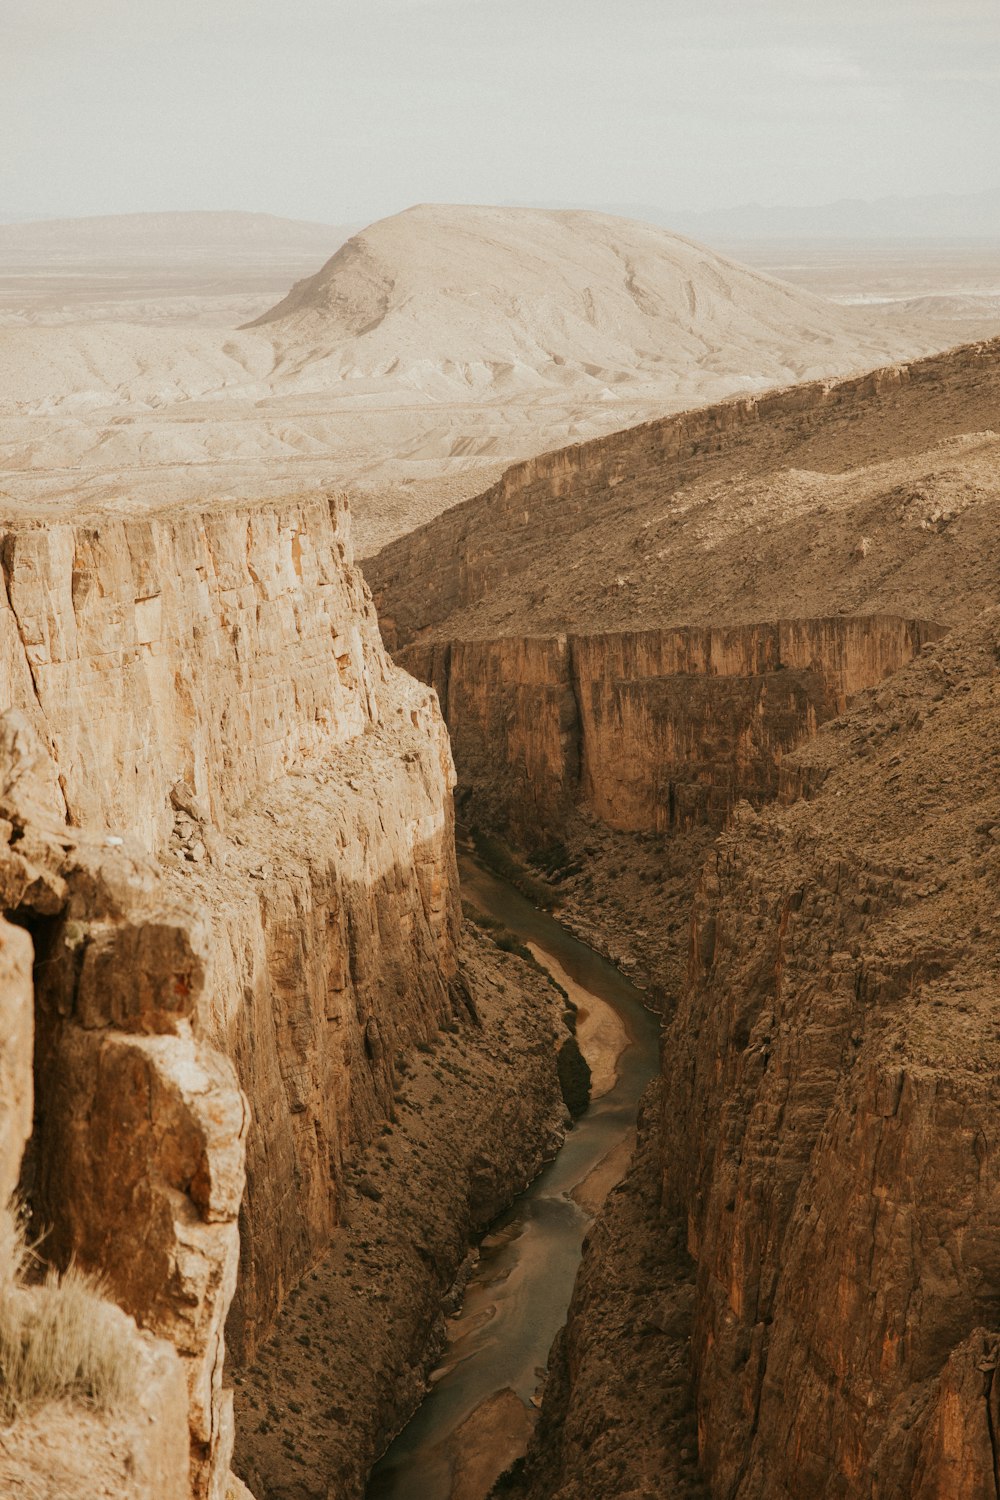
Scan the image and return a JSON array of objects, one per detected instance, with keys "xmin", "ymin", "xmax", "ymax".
[{"xmin": 0, "ymin": 492, "xmax": 464, "ymax": 1500}]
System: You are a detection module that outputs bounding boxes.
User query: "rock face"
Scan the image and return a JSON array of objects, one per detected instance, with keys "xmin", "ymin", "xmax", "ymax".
[
  {"xmin": 661, "ymin": 614, "xmax": 1000, "ymax": 1497},
  {"xmin": 370, "ymin": 337, "xmax": 1000, "ymax": 959},
  {"xmin": 0, "ymin": 492, "xmax": 478, "ymax": 1498},
  {"xmin": 233, "ymin": 923, "xmax": 567, "ymax": 1500},
  {"xmin": 0, "ymin": 746, "xmax": 193, "ymax": 1500},
  {"xmin": 0, "ymin": 913, "xmax": 33, "ymax": 1208},
  {"xmin": 403, "ymin": 617, "xmax": 940, "ymax": 846},
  {"xmin": 508, "ymin": 615, "xmax": 1000, "ymax": 1500}
]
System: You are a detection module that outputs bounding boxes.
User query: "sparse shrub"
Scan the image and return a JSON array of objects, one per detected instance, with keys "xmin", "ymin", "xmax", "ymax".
[
  {"xmin": 0, "ymin": 1201, "xmax": 136, "ymax": 1417},
  {"xmin": 490, "ymin": 1455, "xmax": 527, "ymax": 1494},
  {"xmin": 557, "ymin": 1037, "xmax": 592, "ymax": 1119},
  {"xmin": 469, "ymin": 829, "xmax": 560, "ymax": 909}
]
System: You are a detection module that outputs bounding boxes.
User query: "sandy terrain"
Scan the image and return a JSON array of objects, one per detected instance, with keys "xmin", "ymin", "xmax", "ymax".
[
  {"xmin": 526, "ymin": 941, "xmax": 627, "ymax": 1100},
  {"xmin": 3, "ymin": 205, "xmax": 996, "ymax": 554},
  {"xmin": 728, "ymin": 238, "xmax": 1000, "ymax": 330},
  {"xmin": 570, "ymin": 1130, "xmax": 637, "ymax": 1217},
  {"xmin": 443, "ymin": 1388, "xmax": 535, "ymax": 1500},
  {"xmin": 0, "ymin": 211, "xmax": 355, "ymax": 328}
]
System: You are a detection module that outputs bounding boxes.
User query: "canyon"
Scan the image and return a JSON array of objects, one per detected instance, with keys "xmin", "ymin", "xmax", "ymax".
[
  {"xmin": 1, "ymin": 211, "xmax": 999, "ymax": 1500},
  {"xmin": 368, "ymin": 335, "xmax": 1000, "ymax": 1497},
  {"xmin": 0, "ymin": 489, "xmax": 571, "ymax": 1499}
]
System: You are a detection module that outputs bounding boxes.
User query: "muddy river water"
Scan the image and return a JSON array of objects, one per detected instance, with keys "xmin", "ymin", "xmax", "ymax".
[{"xmin": 367, "ymin": 854, "xmax": 661, "ymax": 1500}]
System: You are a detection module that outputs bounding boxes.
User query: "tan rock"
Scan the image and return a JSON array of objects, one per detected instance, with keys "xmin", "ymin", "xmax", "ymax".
[
  {"xmin": 0, "ymin": 914, "xmax": 33, "ymax": 1208},
  {"xmin": 0, "ymin": 488, "xmax": 464, "ymax": 1500}
]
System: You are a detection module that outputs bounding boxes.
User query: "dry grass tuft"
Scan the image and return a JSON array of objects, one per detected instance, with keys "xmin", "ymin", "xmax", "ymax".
[{"xmin": 0, "ymin": 1201, "xmax": 136, "ymax": 1418}]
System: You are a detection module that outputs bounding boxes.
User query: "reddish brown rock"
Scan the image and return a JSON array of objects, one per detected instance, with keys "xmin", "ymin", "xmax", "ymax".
[
  {"xmin": 910, "ymin": 1333, "xmax": 1000, "ymax": 1500},
  {"xmin": 661, "ymin": 615, "xmax": 1000, "ymax": 1498},
  {"xmin": 404, "ymin": 617, "xmax": 938, "ymax": 847}
]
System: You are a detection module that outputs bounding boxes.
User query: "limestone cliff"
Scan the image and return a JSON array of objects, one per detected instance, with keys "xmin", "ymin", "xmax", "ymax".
[
  {"xmin": 403, "ymin": 617, "xmax": 940, "ymax": 847},
  {"xmin": 0, "ymin": 492, "xmax": 510, "ymax": 1499}
]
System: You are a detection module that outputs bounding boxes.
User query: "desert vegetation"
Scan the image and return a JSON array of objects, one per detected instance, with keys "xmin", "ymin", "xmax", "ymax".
[{"xmin": 0, "ymin": 1201, "xmax": 135, "ymax": 1418}]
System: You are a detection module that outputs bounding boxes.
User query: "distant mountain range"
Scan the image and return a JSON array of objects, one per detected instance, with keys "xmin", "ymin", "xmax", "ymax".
[
  {"xmin": 7, "ymin": 194, "xmax": 1000, "ymax": 247},
  {"xmin": 599, "ymin": 191, "xmax": 1000, "ymax": 242},
  {"xmin": 0, "ymin": 211, "xmax": 353, "ymax": 266}
]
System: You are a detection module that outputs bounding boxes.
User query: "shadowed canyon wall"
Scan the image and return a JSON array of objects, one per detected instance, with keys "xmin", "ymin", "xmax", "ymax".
[
  {"xmin": 402, "ymin": 616, "xmax": 941, "ymax": 847},
  {"xmin": 370, "ymin": 339, "xmax": 1000, "ymax": 1499},
  {"xmin": 662, "ymin": 617, "xmax": 1000, "ymax": 1500},
  {"xmin": 0, "ymin": 493, "xmax": 469, "ymax": 1499},
  {"xmin": 508, "ymin": 616, "xmax": 1000, "ymax": 1500}
]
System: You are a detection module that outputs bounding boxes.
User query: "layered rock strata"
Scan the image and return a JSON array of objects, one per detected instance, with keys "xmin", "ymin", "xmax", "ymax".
[
  {"xmin": 0, "ymin": 492, "xmax": 508, "ymax": 1498},
  {"xmin": 403, "ymin": 617, "xmax": 939, "ymax": 847},
  {"xmin": 0, "ymin": 737, "xmax": 194, "ymax": 1500}
]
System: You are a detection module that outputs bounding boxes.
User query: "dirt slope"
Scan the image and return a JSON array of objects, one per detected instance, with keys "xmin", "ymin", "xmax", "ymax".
[{"xmin": 368, "ymin": 337, "xmax": 1000, "ymax": 643}]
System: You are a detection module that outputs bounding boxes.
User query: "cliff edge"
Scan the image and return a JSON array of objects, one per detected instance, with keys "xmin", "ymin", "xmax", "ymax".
[{"xmin": 0, "ymin": 490, "xmax": 565, "ymax": 1499}]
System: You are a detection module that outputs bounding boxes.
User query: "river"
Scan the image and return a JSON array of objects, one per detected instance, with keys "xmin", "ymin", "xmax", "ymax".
[{"xmin": 366, "ymin": 852, "xmax": 661, "ymax": 1500}]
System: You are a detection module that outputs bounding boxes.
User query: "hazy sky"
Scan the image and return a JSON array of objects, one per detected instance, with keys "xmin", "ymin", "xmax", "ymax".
[{"xmin": 4, "ymin": 0, "xmax": 999, "ymax": 223}]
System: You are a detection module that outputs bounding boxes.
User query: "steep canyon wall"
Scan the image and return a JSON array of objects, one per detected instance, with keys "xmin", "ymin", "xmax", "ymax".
[
  {"xmin": 510, "ymin": 616, "xmax": 1000, "ymax": 1500},
  {"xmin": 0, "ymin": 493, "xmax": 467, "ymax": 1499},
  {"xmin": 367, "ymin": 337, "xmax": 1000, "ymax": 1499},
  {"xmin": 662, "ymin": 617, "xmax": 1000, "ymax": 1499},
  {"xmin": 402, "ymin": 616, "xmax": 941, "ymax": 847}
]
